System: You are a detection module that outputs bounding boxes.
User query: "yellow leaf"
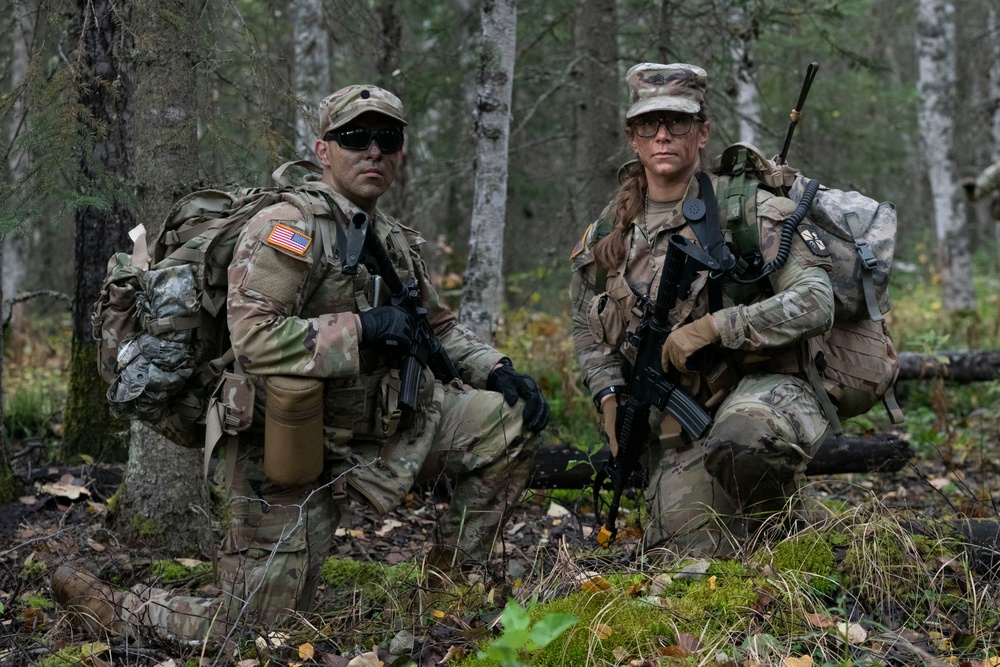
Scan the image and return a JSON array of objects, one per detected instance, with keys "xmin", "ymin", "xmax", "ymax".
[
  {"xmin": 433, "ymin": 609, "xmax": 446, "ymax": 618},
  {"xmin": 624, "ymin": 582, "xmax": 643, "ymax": 597},
  {"xmin": 580, "ymin": 575, "xmax": 612, "ymax": 593},
  {"xmin": 591, "ymin": 622, "xmax": 613, "ymax": 640},
  {"xmin": 298, "ymin": 643, "xmax": 315, "ymax": 660},
  {"xmin": 784, "ymin": 656, "xmax": 813, "ymax": 667},
  {"xmin": 81, "ymin": 642, "xmax": 110, "ymax": 657},
  {"xmin": 708, "ymin": 575, "xmax": 717, "ymax": 589}
]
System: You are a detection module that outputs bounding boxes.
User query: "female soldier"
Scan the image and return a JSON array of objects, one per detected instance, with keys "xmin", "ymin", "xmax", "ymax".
[{"xmin": 571, "ymin": 63, "xmax": 835, "ymax": 556}]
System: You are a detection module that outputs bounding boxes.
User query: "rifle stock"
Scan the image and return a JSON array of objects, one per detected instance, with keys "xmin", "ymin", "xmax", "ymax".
[
  {"xmin": 595, "ymin": 234, "xmax": 719, "ymax": 547},
  {"xmin": 342, "ymin": 211, "xmax": 460, "ymax": 411}
]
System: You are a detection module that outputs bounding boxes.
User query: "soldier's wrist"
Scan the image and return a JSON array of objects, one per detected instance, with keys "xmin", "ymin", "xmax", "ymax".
[{"xmin": 594, "ymin": 386, "xmax": 622, "ymax": 412}]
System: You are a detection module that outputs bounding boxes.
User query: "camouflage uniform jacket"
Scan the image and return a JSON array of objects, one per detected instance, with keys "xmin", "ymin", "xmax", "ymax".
[
  {"xmin": 571, "ymin": 170, "xmax": 834, "ymax": 406},
  {"xmin": 227, "ymin": 183, "xmax": 505, "ymax": 441}
]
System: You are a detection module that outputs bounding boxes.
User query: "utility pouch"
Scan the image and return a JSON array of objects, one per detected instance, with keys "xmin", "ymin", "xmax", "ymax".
[
  {"xmin": 264, "ymin": 376, "xmax": 324, "ymax": 486},
  {"xmin": 703, "ymin": 358, "xmax": 739, "ymax": 409}
]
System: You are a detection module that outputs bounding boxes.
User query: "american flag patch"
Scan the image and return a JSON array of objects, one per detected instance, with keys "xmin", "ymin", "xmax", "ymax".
[{"xmin": 266, "ymin": 223, "xmax": 312, "ymax": 256}]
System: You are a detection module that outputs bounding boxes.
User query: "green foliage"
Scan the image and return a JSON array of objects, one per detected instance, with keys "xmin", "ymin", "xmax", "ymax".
[
  {"xmin": 476, "ymin": 599, "xmax": 578, "ymax": 667},
  {"xmin": 150, "ymin": 559, "xmax": 213, "ymax": 584},
  {"xmin": 3, "ymin": 384, "xmax": 56, "ymax": 440},
  {"xmin": 0, "ymin": 66, "xmax": 137, "ymax": 235},
  {"xmin": 23, "ymin": 594, "xmax": 53, "ymax": 610},
  {"xmin": 20, "ymin": 558, "xmax": 47, "ymax": 581}
]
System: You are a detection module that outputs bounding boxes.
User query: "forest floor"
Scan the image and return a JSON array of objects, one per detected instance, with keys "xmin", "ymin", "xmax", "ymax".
[{"xmin": 2, "ymin": 430, "xmax": 999, "ymax": 666}]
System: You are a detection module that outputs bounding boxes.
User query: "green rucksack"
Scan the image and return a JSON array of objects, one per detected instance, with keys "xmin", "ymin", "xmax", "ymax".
[
  {"xmin": 91, "ymin": 161, "xmax": 334, "ymax": 455},
  {"xmin": 715, "ymin": 143, "xmax": 903, "ymax": 433}
]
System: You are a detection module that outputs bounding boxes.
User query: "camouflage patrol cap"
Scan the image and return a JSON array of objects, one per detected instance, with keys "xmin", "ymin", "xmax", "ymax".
[
  {"xmin": 625, "ymin": 63, "xmax": 707, "ymax": 119},
  {"xmin": 318, "ymin": 85, "xmax": 407, "ymax": 136}
]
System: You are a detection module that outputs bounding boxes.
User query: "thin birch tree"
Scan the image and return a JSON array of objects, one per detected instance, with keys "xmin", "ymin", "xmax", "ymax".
[
  {"xmin": 915, "ymin": 0, "xmax": 975, "ymax": 313},
  {"xmin": 292, "ymin": 0, "xmax": 330, "ymax": 158},
  {"xmin": 459, "ymin": 0, "xmax": 516, "ymax": 341}
]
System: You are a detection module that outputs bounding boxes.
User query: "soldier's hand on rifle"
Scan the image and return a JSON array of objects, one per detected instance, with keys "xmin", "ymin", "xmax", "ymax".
[
  {"xmin": 358, "ymin": 305, "xmax": 416, "ymax": 351},
  {"xmin": 661, "ymin": 313, "xmax": 720, "ymax": 374},
  {"xmin": 487, "ymin": 359, "xmax": 550, "ymax": 433}
]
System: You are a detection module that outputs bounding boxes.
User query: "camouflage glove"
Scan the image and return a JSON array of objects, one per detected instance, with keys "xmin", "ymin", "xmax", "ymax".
[
  {"xmin": 487, "ymin": 358, "xmax": 550, "ymax": 433},
  {"xmin": 661, "ymin": 313, "xmax": 720, "ymax": 374},
  {"xmin": 358, "ymin": 305, "xmax": 416, "ymax": 352}
]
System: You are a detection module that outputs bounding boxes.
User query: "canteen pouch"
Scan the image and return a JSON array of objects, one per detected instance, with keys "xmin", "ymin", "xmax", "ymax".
[{"xmin": 264, "ymin": 376, "xmax": 324, "ymax": 486}]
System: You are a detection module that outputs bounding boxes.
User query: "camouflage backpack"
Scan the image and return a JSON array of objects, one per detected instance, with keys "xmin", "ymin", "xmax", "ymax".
[
  {"xmin": 92, "ymin": 161, "xmax": 334, "ymax": 457},
  {"xmin": 715, "ymin": 143, "xmax": 903, "ymax": 433}
]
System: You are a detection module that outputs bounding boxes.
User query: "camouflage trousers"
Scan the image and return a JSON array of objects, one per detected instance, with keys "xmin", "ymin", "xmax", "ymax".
[
  {"xmin": 115, "ymin": 380, "xmax": 536, "ymax": 646},
  {"xmin": 642, "ymin": 373, "xmax": 829, "ymax": 557}
]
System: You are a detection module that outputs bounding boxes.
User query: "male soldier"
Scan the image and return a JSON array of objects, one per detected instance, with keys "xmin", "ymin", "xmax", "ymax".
[
  {"xmin": 964, "ymin": 159, "xmax": 1000, "ymax": 220},
  {"xmin": 52, "ymin": 84, "xmax": 548, "ymax": 645}
]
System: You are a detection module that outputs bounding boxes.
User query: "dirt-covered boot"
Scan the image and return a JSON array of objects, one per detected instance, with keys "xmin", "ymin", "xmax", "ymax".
[{"xmin": 50, "ymin": 564, "xmax": 120, "ymax": 635}]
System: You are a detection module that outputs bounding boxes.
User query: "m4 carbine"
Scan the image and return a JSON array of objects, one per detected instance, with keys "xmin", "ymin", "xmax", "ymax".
[
  {"xmin": 594, "ymin": 234, "xmax": 720, "ymax": 547},
  {"xmin": 341, "ymin": 211, "xmax": 460, "ymax": 412}
]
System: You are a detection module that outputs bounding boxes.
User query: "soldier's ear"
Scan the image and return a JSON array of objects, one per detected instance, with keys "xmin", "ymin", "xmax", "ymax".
[{"xmin": 315, "ymin": 139, "xmax": 331, "ymax": 167}]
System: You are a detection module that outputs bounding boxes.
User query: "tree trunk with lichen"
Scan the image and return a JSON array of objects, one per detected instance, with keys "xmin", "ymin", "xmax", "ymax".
[
  {"xmin": 107, "ymin": 0, "xmax": 211, "ymax": 557},
  {"xmin": 458, "ymin": 0, "xmax": 516, "ymax": 342},
  {"xmin": 60, "ymin": 0, "xmax": 134, "ymax": 462}
]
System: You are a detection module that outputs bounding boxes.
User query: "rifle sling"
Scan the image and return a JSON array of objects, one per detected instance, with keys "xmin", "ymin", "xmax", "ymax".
[{"xmin": 686, "ymin": 172, "xmax": 725, "ymax": 313}]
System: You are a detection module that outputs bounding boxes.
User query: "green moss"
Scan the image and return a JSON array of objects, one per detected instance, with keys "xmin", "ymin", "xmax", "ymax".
[
  {"xmin": 24, "ymin": 594, "xmax": 53, "ymax": 610},
  {"xmin": 151, "ymin": 559, "xmax": 212, "ymax": 583},
  {"xmin": 132, "ymin": 515, "xmax": 159, "ymax": 537},
  {"xmin": 21, "ymin": 559, "xmax": 48, "ymax": 581},
  {"xmin": 38, "ymin": 647, "xmax": 84, "ymax": 667},
  {"xmin": 458, "ymin": 565, "xmax": 771, "ymax": 667},
  {"xmin": 767, "ymin": 531, "xmax": 838, "ymax": 596},
  {"xmin": 320, "ymin": 558, "xmax": 421, "ymax": 604}
]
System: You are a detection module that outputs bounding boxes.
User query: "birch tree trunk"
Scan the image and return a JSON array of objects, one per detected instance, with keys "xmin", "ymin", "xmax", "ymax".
[
  {"xmin": 987, "ymin": 6, "xmax": 1000, "ymax": 253},
  {"xmin": 729, "ymin": 6, "xmax": 761, "ymax": 146},
  {"xmin": 110, "ymin": 0, "xmax": 211, "ymax": 557},
  {"xmin": 60, "ymin": 0, "xmax": 135, "ymax": 460},
  {"xmin": 3, "ymin": 0, "xmax": 39, "ymax": 327},
  {"xmin": 915, "ymin": 0, "xmax": 975, "ymax": 313},
  {"xmin": 459, "ymin": 0, "xmax": 516, "ymax": 341},
  {"xmin": 292, "ymin": 0, "xmax": 330, "ymax": 158},
  {"xmin": 572, "ymin": 0, "xmax": 619, "ymax": 229}
]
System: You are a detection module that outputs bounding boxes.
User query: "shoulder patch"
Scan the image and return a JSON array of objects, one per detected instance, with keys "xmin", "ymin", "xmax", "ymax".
[
  {"xmin": 571, "ymin": 224, "xmax": 593, "ymax": 260},
  {"xmin": 266, "ymin": 222, "xmax": 312, "ymax": 256},
  {"xmin": 797, "ymin": 222, "xmax": 830, "ymax": 257}
]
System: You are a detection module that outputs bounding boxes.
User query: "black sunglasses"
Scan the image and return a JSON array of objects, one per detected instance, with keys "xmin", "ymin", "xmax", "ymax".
[{"xmin": 324, "ymin": 127, "xmax": 404, "ymax": 153}]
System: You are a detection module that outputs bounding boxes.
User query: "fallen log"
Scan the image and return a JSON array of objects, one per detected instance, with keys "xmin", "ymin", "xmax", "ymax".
[
  {"xmin": 531, "ymin": 432, "xmax": 912, "ymax": 489},
  {"xmin": 898, "ymin": 350, "xmax": 1000, "ymax": 382}
]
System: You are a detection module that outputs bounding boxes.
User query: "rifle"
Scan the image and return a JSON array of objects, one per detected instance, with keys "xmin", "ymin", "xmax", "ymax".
[
  {"xmin": 340, "ymin": 211, "xmax": 461, "ymax": 412},
  {"xmin": 594, "ymin": 234, "xmax": 720, "ymax": 547}
]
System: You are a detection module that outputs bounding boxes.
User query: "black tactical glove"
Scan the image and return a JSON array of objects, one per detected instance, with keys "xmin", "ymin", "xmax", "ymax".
[
  {"xmin": 486, "ymin": 358, "xmax": 550, "ymax": 433},
  {"xmin": 358, "ymin": 305, "xmax": 415, "ymax": 351}
]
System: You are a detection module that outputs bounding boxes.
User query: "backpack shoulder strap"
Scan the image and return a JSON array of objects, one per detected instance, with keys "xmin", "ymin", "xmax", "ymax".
[
  {"xmin": 590, "ymin": 216, "xmax": 614, "ymax": 294},
  {"xmin": 716, "ymin": 146, "xmax": 762, "ymax": 277}
]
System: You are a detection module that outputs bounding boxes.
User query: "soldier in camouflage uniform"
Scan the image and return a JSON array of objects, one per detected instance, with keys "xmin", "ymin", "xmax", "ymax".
[
  {"xmin": 963, "ymin": 159, "xmax": 1000, "ymax": 220},
  {"xmin": 571, "ymin": 63, "xmax": 835, "ymax": 556},
  {"xmin": 52, "ymin": 84, "xmax": 549, "ymax": 646}
]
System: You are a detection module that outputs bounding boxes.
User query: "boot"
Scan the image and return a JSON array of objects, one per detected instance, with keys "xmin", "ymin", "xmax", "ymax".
[{"xmin": 50, "ymin": 564, "xmax": 120, "ymax": 635}]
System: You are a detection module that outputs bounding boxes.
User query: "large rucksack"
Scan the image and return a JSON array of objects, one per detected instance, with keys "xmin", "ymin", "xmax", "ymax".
[
  {"xmin": 715, "ymin": 143, "xmax": 903, "ymax": 433},
  {"xmin": 92, "ymin": 161, "xmax": 334, "ymax": 455}
]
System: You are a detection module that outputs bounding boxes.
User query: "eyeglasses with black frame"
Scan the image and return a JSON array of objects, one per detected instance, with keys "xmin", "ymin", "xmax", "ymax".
[
  {"xmin": 324, "ymin": 127, "xmax": 404, "ymax": 153},
  {"xmin": 631, "ymin": 114, "xmax": 697, "ymax": 139}
]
